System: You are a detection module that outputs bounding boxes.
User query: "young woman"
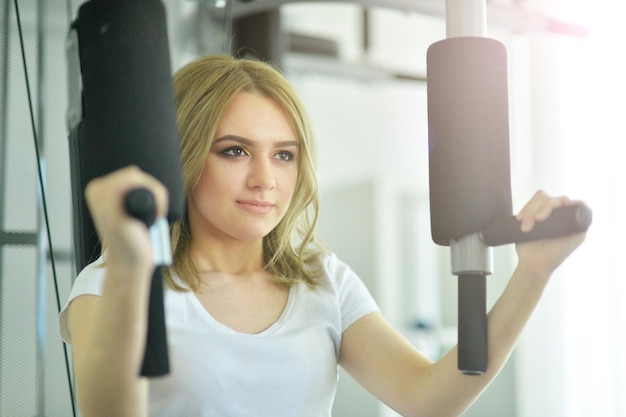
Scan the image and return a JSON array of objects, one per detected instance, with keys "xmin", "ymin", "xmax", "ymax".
[{"xmin": 60, "ymin": 54, "xmax": 586, "ymax": 417}]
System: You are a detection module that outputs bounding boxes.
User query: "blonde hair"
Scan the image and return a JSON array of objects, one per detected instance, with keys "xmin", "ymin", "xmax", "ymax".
[{"xmin": 165, "ymin": 54, "xmax": 325, "ymax": 291}]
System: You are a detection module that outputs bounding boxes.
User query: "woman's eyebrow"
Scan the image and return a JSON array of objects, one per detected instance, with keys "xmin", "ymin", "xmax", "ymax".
[
  {"xmin": 214, "ymin": 135, "xmax": 299, "ymax": 148},
  {"xmin": 213, "ymin": 135, "xmax": 252, "ymax": 146},
  {"xmin": 275, "ymin": 140, "xmax": 299, "ymax": 148}
]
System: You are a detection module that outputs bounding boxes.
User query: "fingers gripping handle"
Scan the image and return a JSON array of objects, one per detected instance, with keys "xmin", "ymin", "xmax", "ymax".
[
  {"xmin": 482, "ymin": 203, "xmax": 592, "ymax": 246},
  {"xmin": 124, "ymin": 187, "xmax": 171, "ymax": 377},
  {"xmin": 125, "ymin": 188, "xmax": 172, "ymax": 265}
]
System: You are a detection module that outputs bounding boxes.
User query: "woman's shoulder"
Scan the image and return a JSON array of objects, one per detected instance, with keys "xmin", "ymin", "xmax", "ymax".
[
  {"xmin": 314, "ymin": 252, "xmax": 356, "ymax": 280},
  {"xmin": 307, "ymin": 252, "xmax": 366, "ymax": 292},
  {"xmin": 308, "ymin": 252, "xmax": 379, "ymax": 331},
  {"xmin": 72, "ymin": 256, "xmax": 108, "ymax": 295},
  {"xmin": 59, "ymin": 256, "xmax": 107, "ymax": 343}
]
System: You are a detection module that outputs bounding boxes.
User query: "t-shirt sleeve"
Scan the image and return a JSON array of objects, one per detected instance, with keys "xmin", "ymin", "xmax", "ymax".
[
  {"xmin": 59, "ymin": 256, "xmax": 107, "ymax": 345},
  {"xmin": 322, "ymin": 253, "xmax": 379, "ymax": 332}
]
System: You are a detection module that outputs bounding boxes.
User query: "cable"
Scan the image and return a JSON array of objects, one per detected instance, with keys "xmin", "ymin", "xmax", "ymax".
[{"xmin": 13, "ymin": 1, "xmax": 77, "ymax": 416}]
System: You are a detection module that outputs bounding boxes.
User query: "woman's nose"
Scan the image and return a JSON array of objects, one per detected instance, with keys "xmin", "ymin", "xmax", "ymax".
[{"xmin": 247, "ymin": 157, "xmax": 276, "ymax": 191}]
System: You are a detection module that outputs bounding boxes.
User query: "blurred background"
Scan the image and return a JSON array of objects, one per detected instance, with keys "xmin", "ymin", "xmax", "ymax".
[{"xmin": 1, "ymin": 0, "xmax": 623, "ymax": 416}]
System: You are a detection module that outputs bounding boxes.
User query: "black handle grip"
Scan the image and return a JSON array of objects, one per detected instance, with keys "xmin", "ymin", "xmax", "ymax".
[
  {"xmin": 124, "ymin": 187, "xmax": 157, "ymax": 227},
  {"xmin": 123, "ymin": 187, "xmax": 169, "ymax": 377},
  {"xmin": 481, "ymin": 203, "xmax": 592, "ymax": 246},
  {"xmin": 141, "ymin": 267, "xmax": 169, "ymax": 376},
  {"xmin": 458, "ymin": 274, "xmax": 488, "ymax": 375}
]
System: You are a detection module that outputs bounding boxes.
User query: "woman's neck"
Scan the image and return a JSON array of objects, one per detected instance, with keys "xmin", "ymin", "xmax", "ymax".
[{"xmin": 189, "ymin": 236, "xmax": 265, "ymax": 275}]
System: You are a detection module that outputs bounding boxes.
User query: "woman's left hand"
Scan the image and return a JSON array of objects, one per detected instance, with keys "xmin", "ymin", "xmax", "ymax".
[{"xmin": 515, "ymin": 190, "xmax": 587, "ymax": 281}]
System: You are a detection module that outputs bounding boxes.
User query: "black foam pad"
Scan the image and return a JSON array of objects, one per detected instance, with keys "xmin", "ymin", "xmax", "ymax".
[
  {"xmin": 70, "ymin": 0, "xmax": 183, "ymax": 270},
  {"xmin": 427, "ymin": 37, "xmax": 512, "ymax": 246},
  {"xmin": 74, "ymin": 0, "xmax": 183, "ymax": 227}
]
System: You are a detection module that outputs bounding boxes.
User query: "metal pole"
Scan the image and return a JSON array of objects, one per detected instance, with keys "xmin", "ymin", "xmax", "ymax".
[
  {"xmin": 444, "ymin": 0, "xmax": 493, "ymax": 375},
  {"xmin": 445, "ymin": 0, "xmax": 487, "ymax": 38}
]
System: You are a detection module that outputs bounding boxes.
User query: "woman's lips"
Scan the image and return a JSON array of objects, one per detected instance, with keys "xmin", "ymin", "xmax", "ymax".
[{"xmin": 236, "ymin": 200, "xmax": 274, "ymax": 214}]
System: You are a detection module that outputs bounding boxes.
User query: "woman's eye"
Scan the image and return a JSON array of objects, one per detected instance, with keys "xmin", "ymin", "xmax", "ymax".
[
  {"xmin": 274, "ymin": 151, "xmax": 295, "ymax": 161},
  {"xmin": 221, "ymin": 146, "xmax": 247, "ymax": 157}
]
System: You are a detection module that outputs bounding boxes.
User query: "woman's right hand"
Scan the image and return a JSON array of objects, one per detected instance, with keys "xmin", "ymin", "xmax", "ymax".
[
  {"xmin": 84, "ymin": 165, "xmax": 169, "ymax": 271},
  {"xmin": 71, "ymin": 166, "xmax": 167, "ymax": 417}
]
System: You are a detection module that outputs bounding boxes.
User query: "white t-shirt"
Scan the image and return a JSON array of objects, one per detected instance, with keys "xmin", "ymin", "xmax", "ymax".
[{"xmin": 59, "ymin": 253, "xmax": 379, "ymax": 417}]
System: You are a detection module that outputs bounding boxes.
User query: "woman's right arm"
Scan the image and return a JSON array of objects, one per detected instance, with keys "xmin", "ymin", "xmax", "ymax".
[{"xmin": 68, "ymin": 166, "xmax": 168, "ymax": 417}]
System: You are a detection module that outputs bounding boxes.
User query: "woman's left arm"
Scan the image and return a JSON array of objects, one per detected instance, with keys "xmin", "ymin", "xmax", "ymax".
[{"xmin": 339, "ymin": 191, "xmax": 587, "ymax": 417}]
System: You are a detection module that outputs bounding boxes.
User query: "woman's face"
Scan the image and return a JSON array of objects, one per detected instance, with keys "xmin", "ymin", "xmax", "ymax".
[{"xmin": 188, "ymin": 91, "xmax": 299, "ymax": 244}]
